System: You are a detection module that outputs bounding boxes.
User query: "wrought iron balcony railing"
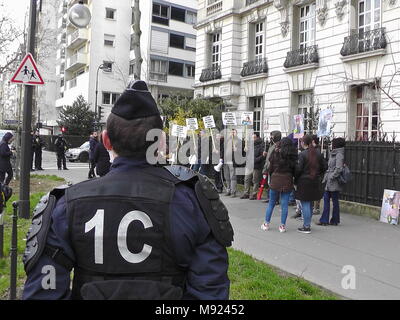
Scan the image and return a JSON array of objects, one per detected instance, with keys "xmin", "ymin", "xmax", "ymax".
[
  {"xmin": 283, "ymin": 45, "xmax": 319, "ymax": 69},
  {"xmin": 246, "ymin": 0, "xmax": 260, "ymax": 5},
  {"xmin": 241, "ymin": 58, "xmax": 268, "ymax": 77},
  {"xmin": 340, "ymin": 28, "xmax": 387, "ymax": 57},
  {"xmin": 199, "ymin": 66, "xmax": 222, "ymax": 82}
]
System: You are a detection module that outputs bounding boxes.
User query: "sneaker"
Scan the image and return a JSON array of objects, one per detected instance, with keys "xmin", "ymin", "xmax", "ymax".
[
  {"xmin": 279, "ymin": 225, "xmax": 286, "ymax": 233},
  {"xmin": 249, "ymin": 195, "xmax": 257, "ymax": 200},
  {"xmin": 315, "ymin": 221, "xmax": 328, "ymax": 226},
  {"xmin": 261, "ymin": 222, "xmax": 270, "ymax": 231},
  {"xmin": 240, "ymin": 194, "xmax": 249, "ymax": 199},
  {"xmin": 298, "ymin": 226, "xmax": 311, "ymax": 234}
]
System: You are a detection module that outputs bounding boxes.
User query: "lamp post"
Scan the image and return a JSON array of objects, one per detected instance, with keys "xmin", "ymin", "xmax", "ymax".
[
  {"xmin": 18, "ymin": 0, "xmax": 91, "ymax": 219},
  {"xmin": 95, "ymin": 63, "xmax": 112, "ymax": 126}
]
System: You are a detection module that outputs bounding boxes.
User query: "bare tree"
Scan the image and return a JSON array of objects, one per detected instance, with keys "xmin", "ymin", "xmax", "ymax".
[
  {"xmin": 132, "ymin": 0, "xmax": 142, "ymax": 80},
  {"xmin": 0, "ymin": 5, "xmax": 24, "ymax": 74}
]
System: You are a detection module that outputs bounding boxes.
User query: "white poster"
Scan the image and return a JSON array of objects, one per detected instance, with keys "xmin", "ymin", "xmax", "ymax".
[
  {"xmin": 171, "ymin": 124, "xmax": 187, "ymax": 138},
  {"xmin": 380, "ymin": 189, "xmax": 400, "ymax": 225},
  {"xmin": 203, "ymin": 115, "xmax": 216, "ymax": 129},
  {"xmin": 317, "ymin": 109, "xmax": 333, "ymax": 137},
  {"xmin": 186, "ymin": 118, "xmax": 199, "ymax": 131},
  {"xmin": 241, "ymin": 112, "xmax": 254, "ymax": 126},
  {"xmin": 222, "ymin": 112, "xmax": 237, "ymax": 126}
]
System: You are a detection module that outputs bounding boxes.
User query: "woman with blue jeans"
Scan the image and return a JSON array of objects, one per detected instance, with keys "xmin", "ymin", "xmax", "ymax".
[
  {"xmin": 317, "ymin": 138, "xmax": 346, "ymax": 226},
  {"xmin": 294, "ymin": 135, "xmax": 327, "ymax": 233},
  {"xmin": 261, "ymin": 138, "xmax": 298, "ymax": 233}
]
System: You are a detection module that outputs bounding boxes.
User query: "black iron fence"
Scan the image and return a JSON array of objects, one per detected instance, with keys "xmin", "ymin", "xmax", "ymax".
[
  {"xmin": 284, "ymin": 45, "xmax": 319, "ymax": 69},
  {"xmin": 330, "ymin": 140, "xmax": 400, "ymax": 207},
  {"xmin": 199, "ymin": 65, "xmax": 222, "ymax": 82},
  {"xmin": 240, "ymin": 58, "xmax": 268, "ymax": 77},
  {"xmin": 340, "ymin": 27, "xmax": 387, "ymax": 57}
]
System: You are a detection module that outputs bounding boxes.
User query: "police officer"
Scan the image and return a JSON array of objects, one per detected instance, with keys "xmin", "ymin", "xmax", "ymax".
[
  {"xmin": 54, "ymin": 134, "xmax": 68, "ymax": 170},
  {"xmin": 33, "ymin": 131, "xmax": 45, "ymax": 170},
  {"xmin": 22, "ymin": 80, "xmax": 233, "ymax": 300}
]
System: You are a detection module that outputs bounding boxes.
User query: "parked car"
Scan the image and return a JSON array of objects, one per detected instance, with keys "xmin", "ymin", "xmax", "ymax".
[{"xmin": 66, "ymin": 141, "xmax": 90, "ymax": 162}]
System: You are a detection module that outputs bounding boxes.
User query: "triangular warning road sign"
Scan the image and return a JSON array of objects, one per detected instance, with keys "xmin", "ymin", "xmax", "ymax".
[{"xmin": 10, "ymin": 53, "xmax": 45, "ymax": 86}]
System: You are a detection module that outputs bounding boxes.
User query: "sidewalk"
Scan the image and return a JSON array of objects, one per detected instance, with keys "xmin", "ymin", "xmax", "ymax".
[{"xmin": 221, "ymin": 194, "xmax": 400, "ymax": 300}]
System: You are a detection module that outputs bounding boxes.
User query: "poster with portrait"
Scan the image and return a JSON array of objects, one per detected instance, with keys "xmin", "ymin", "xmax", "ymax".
[
  {"xmin": 317, "ymin": 109, "xmax": 333, "ymax": 137},
  {"xmin": 380, "ymin": 189, "xmax": 400, "ymax": 225},
  {"xmin": 222, "ymin": 112, "xmax": 237, "ymax": 126},
  {"xmin": 293, "ymin": 114, "xmax": 304, "ymax": 139},
  {"xmin": 241, "ymin": 112, "xmax": 254, "ymax": 126}
]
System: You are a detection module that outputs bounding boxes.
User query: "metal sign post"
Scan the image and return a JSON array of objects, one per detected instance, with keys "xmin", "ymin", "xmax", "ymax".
[{"xmin": 10, "ymin": 201, "xmax": 19, "ymax": 300}]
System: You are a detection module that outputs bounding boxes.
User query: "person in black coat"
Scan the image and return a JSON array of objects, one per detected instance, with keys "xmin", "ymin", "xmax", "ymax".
[
  {"xmin": 54, "ymin": 134, "xmax": 69, "ymax": 170},
  {"xmin": 33, "ymin": 131, "xmax": 45, "ymax": 170},
  {"xmin": 93, "ymin": 133, "xmax": 111, "ymax": 177},
  {"xmin": 294, "ymin": 134, "xmax": 328, "ymax": 234},
  {"xmin": 0, "ymin": 132, "xmax": 15, "ymax": 185},
  {"xmin": 88, "ymin": 132, "xmax": 99, "ymax": 179}
]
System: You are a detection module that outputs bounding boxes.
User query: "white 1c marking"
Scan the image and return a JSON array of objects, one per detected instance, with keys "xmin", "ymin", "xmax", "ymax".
[{"xmin": 85, "ymin": 209, "xmax": 153, "ymax": 265}]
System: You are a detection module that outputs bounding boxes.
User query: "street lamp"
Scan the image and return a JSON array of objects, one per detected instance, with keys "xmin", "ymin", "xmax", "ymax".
[
  {"xmin": 68, "ymin": 1, "xmax": 91, "ymax": 28},
  {"xmin": 95, "ymin": 63, "xmax": 112, "ymax": 125}
]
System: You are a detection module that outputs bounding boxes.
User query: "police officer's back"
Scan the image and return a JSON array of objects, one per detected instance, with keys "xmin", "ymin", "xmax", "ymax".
[{"xmin": 22, "ymin": 81, "xmax": 233, "ymax": 300}]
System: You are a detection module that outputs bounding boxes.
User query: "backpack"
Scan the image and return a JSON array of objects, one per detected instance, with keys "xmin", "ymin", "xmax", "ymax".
[
  {"xmin": 0, "ymin": 183, "xmax": 13, "ymax": 212},
  {"xmin": 338, "ymin": 164, "xmax": 351, "ymax": 185}
]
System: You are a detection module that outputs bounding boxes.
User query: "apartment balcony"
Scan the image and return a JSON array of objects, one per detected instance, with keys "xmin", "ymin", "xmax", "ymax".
[
  {"xmin": 199, "ymin": 66, "xmax": 222, "ymax": 82},
  {"xmin": 149, "ymin": 71, "xmax": 167, "ymax": 82},
  {"xmin": 67, "ymin": 28, "xmax": 88, "ymax": 49},
  {"xmin": 283, "ymin": 45, "xmax": 319, "ymax": 70},
  {"xmin": 240, "ymin": 58, "xmax": 268, "ymax": 78},
  {"xmin": 65, "ymin": 52, "xmax": 87, "ymax": 72},
  {"xmin": 340, "ymin": 28, "xmax": 387, "ymax": 61},
  {"xmin": 207, "ymin": 0, "xmax": 223, "ymax": 16}
]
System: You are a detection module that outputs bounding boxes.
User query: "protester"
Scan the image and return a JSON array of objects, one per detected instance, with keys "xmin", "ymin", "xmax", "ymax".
[
  {"xmin": 295, "ymin": 135, "xmax": 328, "ymax": 234},
  {"xmin": 212, "ymin": 133, "xmax": 224, "ymax": 193},
  {"xmin": 88, "ymin": 131, "xmax": 99, "ymax": 179},
  {"xmin": 241, "ymin": 133, "xmax": 265, "ymax": 200},
  {"xmin": 317, "ymin": 137, "xmax": 346, "ymax": 226},
  {"xmin": 262, "ymin": 130, "xmax": 282, "ymax": 203},
  {"xmin": 0, "ymin": 132, "xmax": 14, "ymax": 185},
  {"xmin": 93, "ymin": 132, "xmax": 111, "ymax": 177},
  {"xmin": 22, "ymin": 80, "xmax": 233, "ymax": 300},
  {"xmin": 33, "ymin": 131, "xmax": 45, "ymax": 170},
  {"xmin": 261, "ymin": 137, "xmax": 298, "ymax": 233},
  {"xmin": 54, "ymin": 134, "xmax": 69, "ymax": 170},
  {"xmin": 312, "ymin": 134, "xmax": 322, "ymax": 215},
  {"xmin": 224, "ymin": 128, "xmax": 241, "ymax": 198}
]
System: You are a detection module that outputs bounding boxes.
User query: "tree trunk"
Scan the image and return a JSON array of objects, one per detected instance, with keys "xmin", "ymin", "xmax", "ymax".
[{"xmin": 132, "ymin": 0, "xmax": 142, "ymax": 80}]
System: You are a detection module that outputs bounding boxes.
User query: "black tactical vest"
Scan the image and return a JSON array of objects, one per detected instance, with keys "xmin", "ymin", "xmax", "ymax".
[{"xmin": 65, "ymin": 166, "xmax": 186, "ymax": 300}]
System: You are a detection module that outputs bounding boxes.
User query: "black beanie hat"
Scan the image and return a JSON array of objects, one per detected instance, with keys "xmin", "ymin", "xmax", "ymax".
[{"xmin": 111, "ymin": 80, "xmax": 160, "ymax": 120}]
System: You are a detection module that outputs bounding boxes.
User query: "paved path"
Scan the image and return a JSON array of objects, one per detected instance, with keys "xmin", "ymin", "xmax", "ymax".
[{"xmin": 221, "ymin": 194, "xmax": 400, "ymax": 300}]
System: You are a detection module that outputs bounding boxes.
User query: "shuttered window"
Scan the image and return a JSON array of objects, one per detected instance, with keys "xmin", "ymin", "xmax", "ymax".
[{"xmin": 151, "ymin": 30, "xmax": 169, "ymax": 54}]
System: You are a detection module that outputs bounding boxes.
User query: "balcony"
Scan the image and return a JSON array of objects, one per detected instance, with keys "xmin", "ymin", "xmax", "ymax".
[
  {"xmin": 207, "ymin": 0, "xmax": 223, "ymax": 16},
  {"xmin": 246, "ymin": 0, "xmax": 260, "ymax": 5},
  {"xmin": 283, "ymin": 45, "xmax": 319, "ymax": 70},
  {"xmin": 241, "ymin": 58, "xmax": 268, "ymax": 77},
  {"xmin": 199, "ymin": 66, "xmax": 222, "ymax": 82},
  {"xmin": 65, "ymin": 52, "xmax": 87, "ymax": 72},
  {"xmin": 67, "ymin": 28, "xmax": 88, "ymax": 49},
  {"xmin": 340, "ymin": 28, "xmax": 387, "ymax": 59},
  {"xmin": 149, "ymin": 71, "xmax": 167, "ymax": 82}
]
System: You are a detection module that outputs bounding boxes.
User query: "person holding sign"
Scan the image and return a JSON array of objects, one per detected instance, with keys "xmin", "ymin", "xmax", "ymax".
[{"xmin": 224, "ymin": 129, "xmax": 241, "ymax": 198}]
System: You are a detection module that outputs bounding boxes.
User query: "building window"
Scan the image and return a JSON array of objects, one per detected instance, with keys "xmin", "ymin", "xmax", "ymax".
[
  {"xmin": 355, "ymin": 85, "xmax": 380, "ymax": 141},
  {"xmin": 104, "ymin": 34, "xmax": 115, "ymax": 47},
  {"xmin": 186, "ymin": 64, "xmax": 195, "ymax": 78},
  {"xmin": 129, "ymin": 60, "xmax": 135, "ymax": 75},
  {"xmin": 102, "ymin": 92, "xmax": 120, "ymax": 105},
  {"xmin": 152, "ymin": 3, "xmax": 169, "ymax": 26},
  {"xmin": 106, "ymin": 8, "xmax": 116, "ymax": 20},
  {"xmin": 250, "ymin": 97, "xmax": 263, "ymax": 135},
  {"xmin": 169, "ymin": 61, "xmax": 184, "ymax": 76},
  {"xmin": 171, "ymin": 6, "xmax": 185, "ymax": 22},
  {"xmin": 150, "ymin": 59, "xmax": 167, "ymax": 81},
  {"xmin": 255, "ymin": 22, "xmax": 264, "ymax": 61},
  {"xmin": 186, "ymin": 11, "xmax": 197, "ymax": 25},
  {"xmin": 358, "ymin": 0, "xmax": 381, "ymax": 33},
  {"xmin": 299, "ymin": 3, "xmax": 316, "ymax": 50},
  {"xmin": 170, "ymin": 33, "xmax": 185, "ymax": 49},
  {"xmin": 102, "ymin": 61, "xmax": 113, "ymax": 72},
  {"xmin": 211, "ymin": 33, "xmax": 222, "ymax": 69},
  {"xmin": 297, "ymin": 92, "xmax": 314, "ymax": 134}
]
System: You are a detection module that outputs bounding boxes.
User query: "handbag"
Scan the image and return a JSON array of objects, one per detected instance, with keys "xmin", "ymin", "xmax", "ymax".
[{"xmin": 338, "ymin": 164, "xmax": 351, "ymax": 185}]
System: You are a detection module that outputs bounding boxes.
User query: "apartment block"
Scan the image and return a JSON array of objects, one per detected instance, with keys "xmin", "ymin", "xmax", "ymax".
[{"xmin": 194, "ymin": 0, "xmax": 400, "ymax": 140}]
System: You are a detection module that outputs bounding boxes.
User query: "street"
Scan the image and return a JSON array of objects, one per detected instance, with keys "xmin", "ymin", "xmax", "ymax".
[{"xmin": 30, "ymin": 150, "xmax": 400, "ymax": 300}]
